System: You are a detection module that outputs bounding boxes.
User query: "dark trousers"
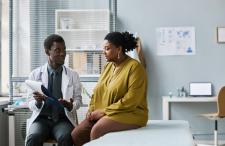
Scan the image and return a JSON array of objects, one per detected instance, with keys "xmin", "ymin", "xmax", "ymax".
[{"xmin": 26, "ymin": 117, "xmax": 74, "ymax": 146}]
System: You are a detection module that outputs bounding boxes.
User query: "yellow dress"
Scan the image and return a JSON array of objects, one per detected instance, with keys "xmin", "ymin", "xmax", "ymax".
[{"xmin": 89, "ymin": 56, "xmax": 148, "ymax": 126}]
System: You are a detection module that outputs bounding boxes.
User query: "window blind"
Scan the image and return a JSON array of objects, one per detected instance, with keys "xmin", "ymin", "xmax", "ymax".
[
  {"xmin": 12, "ymin": 0, "xmax": 115, "ymax": 77},
  {"xmin": 9, "ymin": 0, "xmax": 116, "ymax": 105}
]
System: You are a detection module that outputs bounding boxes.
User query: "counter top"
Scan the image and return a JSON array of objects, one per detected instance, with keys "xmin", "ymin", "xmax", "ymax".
[{"xmin": 0, "ymin": 97, "xmax": 10, "ymax": 105}]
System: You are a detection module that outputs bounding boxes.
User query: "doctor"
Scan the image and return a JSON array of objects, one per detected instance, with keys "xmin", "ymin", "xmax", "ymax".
[{"xmin": 26, "ymin": 34, "xmax": 82, "ymax": 146}]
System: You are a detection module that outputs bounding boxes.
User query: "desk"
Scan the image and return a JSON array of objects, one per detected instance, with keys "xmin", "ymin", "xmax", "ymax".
[{"xmin": 162, "ymin": 96, "xmax": 217, "ymax": 120}]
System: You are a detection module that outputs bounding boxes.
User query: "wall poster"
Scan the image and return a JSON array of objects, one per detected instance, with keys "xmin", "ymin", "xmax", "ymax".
[{"xmin": 156, "ymin": 27, "xmax": 196, "ymax": 56}]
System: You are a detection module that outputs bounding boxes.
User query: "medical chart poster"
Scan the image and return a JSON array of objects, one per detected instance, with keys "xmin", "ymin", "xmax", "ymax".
[{"xmin": 156, "ymin": 27, "xmax": 196, "ymax": 56}]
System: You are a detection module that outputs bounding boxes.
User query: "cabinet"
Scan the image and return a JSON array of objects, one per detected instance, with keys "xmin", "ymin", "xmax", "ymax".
[
  {"xmin": 0, "ymin": 103, "xmax": 9, "ymax": 146},
  {"xmin": 55, "ymin": 9, "xmax": 110, "ymax": 77}
]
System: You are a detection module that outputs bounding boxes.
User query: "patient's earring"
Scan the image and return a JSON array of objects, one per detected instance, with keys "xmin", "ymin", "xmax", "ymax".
[{"xmin": 117, "ymin": 53, "xmax": 120, "ymax": 60}]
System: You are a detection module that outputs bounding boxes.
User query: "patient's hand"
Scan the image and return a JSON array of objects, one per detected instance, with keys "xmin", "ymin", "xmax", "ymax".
[
  {"xmin": 86, "ymin": 112, "xmax": 92, "ymax": 121},
  {"xmin": 89, "ymin": 109, "xmax": 105, "ymax": 121}
]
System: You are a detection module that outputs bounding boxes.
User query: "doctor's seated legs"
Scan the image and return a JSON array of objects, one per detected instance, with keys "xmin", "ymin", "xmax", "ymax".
[
  {"xmin": 52, "ymin": 118, "xmax": 74, "ymax": 146},
  {"xmin": 26, "ymin": 118, "xmax": 50, "ymax": 146},
  {"xmin": 26, "ymin": 117, "xmax": 74, "ymax": 146}
]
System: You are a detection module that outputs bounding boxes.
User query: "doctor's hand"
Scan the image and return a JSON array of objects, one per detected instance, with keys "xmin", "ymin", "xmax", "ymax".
[
  {"xmin": 59, "ymin": 98, "xmax": 73, "ymax": 111},
  {"xmin": 33, "ymin": 91, "xmax": 46, "ymax": 102}
]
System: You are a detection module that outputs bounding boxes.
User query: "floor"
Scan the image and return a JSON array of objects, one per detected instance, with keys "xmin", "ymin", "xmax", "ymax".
[{"xmin": 195, "ymin": 140, "xmax": 225, "ymax": 146}]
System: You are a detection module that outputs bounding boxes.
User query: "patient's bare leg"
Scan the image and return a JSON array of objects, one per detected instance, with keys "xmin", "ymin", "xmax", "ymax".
[{"xmin": 90, "ymin": 117, "xmax": 140, "ymax": 140}]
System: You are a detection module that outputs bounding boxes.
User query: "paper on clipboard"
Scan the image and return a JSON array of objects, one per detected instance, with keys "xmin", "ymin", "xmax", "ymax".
[
  {"xmin": 25, "ymin": 80, "xmax": 64, "ymax": 108},
  {"xmin": 25, "ymin": 80, "xmax": 44, "ymax": 95}
]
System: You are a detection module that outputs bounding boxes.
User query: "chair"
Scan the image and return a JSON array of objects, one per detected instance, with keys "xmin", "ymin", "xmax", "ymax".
[
  {"xmin": 44, "ymin": 139, "xmax": 57, "ymax": 146},
  {"xmin": 199, "ymin": 86, "xmax": 225, "ymax": 146},
  {"xmin": 135, "ymin": 37, "xmax": 146, "ymax": 69}
]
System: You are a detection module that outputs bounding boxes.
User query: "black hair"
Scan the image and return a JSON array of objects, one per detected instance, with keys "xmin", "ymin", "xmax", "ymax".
[
  {"xmin": 44, "ymin": 34, "xmax": 66, "ymax": 50},
  {"xmin": 104, "ymin": 31, "xmax": 137, "ymax": 53}
]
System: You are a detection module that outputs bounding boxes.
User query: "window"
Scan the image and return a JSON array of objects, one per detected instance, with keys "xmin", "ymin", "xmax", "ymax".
[{"xmin": 2, "ymin": 0, "xmax": 115, "ymax": 95}]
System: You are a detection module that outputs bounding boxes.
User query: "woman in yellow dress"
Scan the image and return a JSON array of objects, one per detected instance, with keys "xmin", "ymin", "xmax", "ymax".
[{"xmin": 71, "ymin": 31, "xmax": 148, "ymax": 146}]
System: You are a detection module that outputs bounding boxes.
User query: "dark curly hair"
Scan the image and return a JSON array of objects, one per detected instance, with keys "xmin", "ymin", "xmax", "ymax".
[
  {"xmin": 44, "ymin": 34, "xmax": 66, "ymax": 50},
  {"xmin": 104, "ymin": 31, "xmax": 137, "ymax": 53}
]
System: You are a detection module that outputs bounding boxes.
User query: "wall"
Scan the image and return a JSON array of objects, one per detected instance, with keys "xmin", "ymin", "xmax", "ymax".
[{"xmin": 117, "ymin": 0, "xmax": 225, "ymax": 139}]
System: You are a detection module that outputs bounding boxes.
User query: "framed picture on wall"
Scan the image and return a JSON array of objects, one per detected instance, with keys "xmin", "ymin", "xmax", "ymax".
[{"xmin": 217, "ymin": 27, "xmax": 225, "ymax": 43}]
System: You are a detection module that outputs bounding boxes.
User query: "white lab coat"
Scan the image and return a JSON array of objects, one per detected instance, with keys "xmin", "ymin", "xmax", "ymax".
[{"xmin": 26, "ymin": 63, "xmax": 82, "ymax": 134}]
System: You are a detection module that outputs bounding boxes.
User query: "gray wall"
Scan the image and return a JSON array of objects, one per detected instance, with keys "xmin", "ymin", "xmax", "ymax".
[{"xmin": 117, "ymin": 0, "xmax": 225, "ymax": 139}]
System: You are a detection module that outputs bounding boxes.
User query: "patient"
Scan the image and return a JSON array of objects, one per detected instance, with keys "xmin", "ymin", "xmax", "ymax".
[{"xmin": 71, "ymin": 31, "xmax": 148, "ymax": 146}]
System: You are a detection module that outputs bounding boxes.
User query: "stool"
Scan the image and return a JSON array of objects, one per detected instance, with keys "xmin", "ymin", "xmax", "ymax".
[{"xmin": 44, "ymin": 139, "xmax": 57, "ymax": 146}]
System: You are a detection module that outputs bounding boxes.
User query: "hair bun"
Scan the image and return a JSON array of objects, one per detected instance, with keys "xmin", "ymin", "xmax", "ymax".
[
  {"xmin": 122, "ymin": 31, "xmax": 137, "ymax": 52},
  {"xmin": 104, "ymin": 31, "xmax": 137, "ymax": 53}
]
